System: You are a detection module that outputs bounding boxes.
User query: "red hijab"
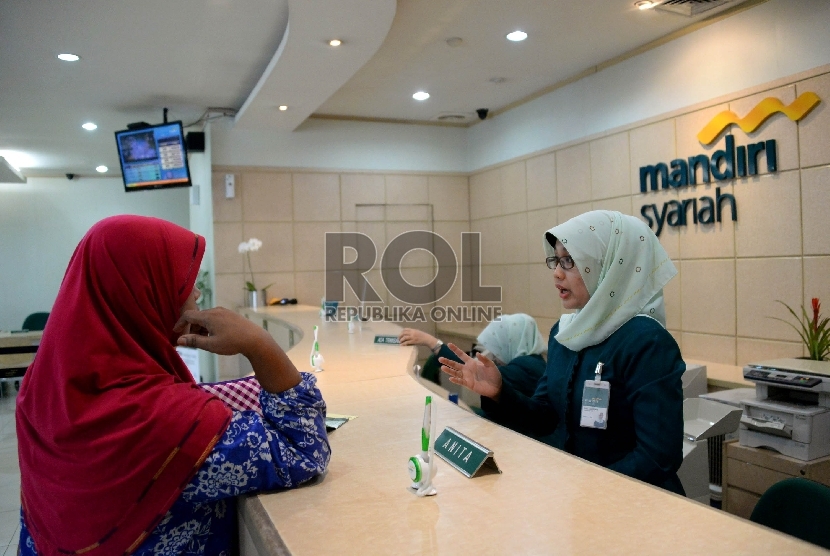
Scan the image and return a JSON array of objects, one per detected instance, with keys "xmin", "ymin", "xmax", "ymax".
[{"xmin": 16, "ymin": 215, "xmax": 232, "ymax": 555}]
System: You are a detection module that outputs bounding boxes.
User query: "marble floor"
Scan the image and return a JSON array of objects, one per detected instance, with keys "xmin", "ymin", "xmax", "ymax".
[{"xmin": 0, "ymin": 384, "xmax": 21, "ymax": 554}]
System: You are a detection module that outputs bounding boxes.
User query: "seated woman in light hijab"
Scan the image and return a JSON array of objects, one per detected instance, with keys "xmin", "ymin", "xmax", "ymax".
[
  {"xmin": 398, "ymin": 313, "xmax": 547, "ymax": 398},
  {"xmin": 439, "ymin": 211, "xmax": 685, "ymax": 495}
]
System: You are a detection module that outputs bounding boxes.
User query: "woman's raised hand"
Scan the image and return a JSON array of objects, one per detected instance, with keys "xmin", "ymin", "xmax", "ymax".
[
  {"xmin": 398, "ymin": 328, "xmax": 438, "ymax": 348},
  {"xmin": 439, "ymin": 343, "xmax": 503, "ymax": 400},
  {"xmin": 174, "ymin": 307, "xmax": 301, "ymax": 392},
  {"xmin": 174, "ymin": 307, "xmax": 269, "ymax": 357}
]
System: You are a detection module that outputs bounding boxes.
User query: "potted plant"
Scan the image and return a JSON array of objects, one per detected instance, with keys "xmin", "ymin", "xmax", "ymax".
[
  {"xmin": 772, "ymin": 298, "xmax": 830, "ymax": 361},
  {"xmin": 195, "ymin": 269, "xmax": 212, "ymax": 309},
  {"xmin": 238, "ymin": 238, "xmax": 273, "ymax": 309}
]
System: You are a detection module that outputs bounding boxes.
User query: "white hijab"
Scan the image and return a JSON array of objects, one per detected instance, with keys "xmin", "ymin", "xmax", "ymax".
[
  {"xmin": 476, "ymin": 313, "xmax": 546, "ymax": 365},
  {"xmin": 544, "ymin": 210, "xmax": 677, "ymax": 352}
]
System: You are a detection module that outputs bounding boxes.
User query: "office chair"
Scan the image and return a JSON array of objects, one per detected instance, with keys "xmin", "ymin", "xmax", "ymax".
[
  {"xmin": 21, "ymin": 312, "xmax": 49, "ymax": 331},
  {"xmin": 749, "ymin": 477, "xmax": 830, "ymax": 549}
]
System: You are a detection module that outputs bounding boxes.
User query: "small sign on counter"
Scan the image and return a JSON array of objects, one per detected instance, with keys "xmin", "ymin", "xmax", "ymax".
[
  {"xmin": 434, "ymin": 427, "xmax": 501, "ymax": 478},
  {"xmin": 325, "ymin": 414, "xmax": 356, "ymax": 432},
  {"xmin": 374, "ymin": 335, "xmax": 401, "ymax": 345}
]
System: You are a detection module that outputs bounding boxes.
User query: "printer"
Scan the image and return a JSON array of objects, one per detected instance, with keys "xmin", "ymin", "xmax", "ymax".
[{"xmin": 740, "ymin": 358, "xmax": 830, "ymax": 461}]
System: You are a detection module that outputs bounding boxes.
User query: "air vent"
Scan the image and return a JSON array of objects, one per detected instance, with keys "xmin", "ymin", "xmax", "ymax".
[
  {"xmin": 656, "ymin": 0, "xmax": 732, "ymax": 16},
  {"xmin": 433, "ymin": 113, "xmax": 471, "ymax": 123}
]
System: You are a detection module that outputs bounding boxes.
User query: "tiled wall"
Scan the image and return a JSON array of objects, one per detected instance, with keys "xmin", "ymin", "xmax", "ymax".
[
  {"xmin": 214, "ymin": 69, "xmax": 830, "ymax": 374},
  {"xmin": 211, "ymin": 169, "xmax": 469, "ymax": 378},
  {"xmin": 471, "ymin": 70, "xmax": 830, "ymax": 367}
]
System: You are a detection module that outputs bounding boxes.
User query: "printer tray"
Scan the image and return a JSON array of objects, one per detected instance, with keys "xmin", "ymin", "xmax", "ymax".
[{"xmin": 739, "ymin": 428, "xmax": 830, "ymax": 461}]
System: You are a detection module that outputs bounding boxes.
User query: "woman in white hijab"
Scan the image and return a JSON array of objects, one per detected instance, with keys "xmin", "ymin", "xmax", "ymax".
[
  {"xmin": 399, "ymin": 314, "xmax": 546, "ymax": 397},
  {"xmin": 440, "ymin": 211, "xmax": 685, "ymax": 494}
]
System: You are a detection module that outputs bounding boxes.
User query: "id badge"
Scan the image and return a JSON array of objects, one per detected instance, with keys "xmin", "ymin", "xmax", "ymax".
[{"xmin": 580, "ymin": 380, "xmax": 610, "ymax": 429}]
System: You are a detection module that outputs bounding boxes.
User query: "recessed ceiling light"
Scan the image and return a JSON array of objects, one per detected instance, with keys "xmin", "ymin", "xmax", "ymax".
[
  {"xmin": 412, "ymin": 91, "xmax": 430, "ymax": 101},
  {"xmin": 57, "ymin": 53, "xmax": 80, "ymax": 62},
  {"xmin": 506, "ymin": 30, "xmax": 527, "ymax": 42},
  {"xmin": 635, "ymin": 1, "xmax": 657, "ymax": 9},
  {"xmin": 96, "ymin": 165, "xmax": 108, "ymax": 173},
  {"xmin": 82, "ymin": 122, "xmax": 97, "ymax": 131},
  {"xmin": 445, "ymin": 37, "xmax": 463, "ymax": 47},
  {"xmin": 278, "ymin": 105, "xmax": 288, "ymax": 111},
  {"xmin": 328, "ymin": 39, "xmax": 342, "ymax": 47},
  {"xmin": 489, "ymin": 77, "xmax": 507, "ymax": 84}
]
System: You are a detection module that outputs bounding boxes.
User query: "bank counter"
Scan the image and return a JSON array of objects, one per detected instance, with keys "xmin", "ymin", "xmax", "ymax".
[{"xmin": 236, "ymin": 306, "xmax": 823, "ymax": 555}]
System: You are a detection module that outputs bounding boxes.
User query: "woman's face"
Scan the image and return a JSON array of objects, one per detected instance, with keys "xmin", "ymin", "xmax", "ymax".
[
  {"xmin": 551, "ymin": 240, "xmax": 590, "ymax": 310},
  {"xmin": 175, "ymin": 286, "xmax": 201, "ymax": 338},
  {"xmin": 181, "ymin": 286, "xmax": 201, "ymax": 315}
]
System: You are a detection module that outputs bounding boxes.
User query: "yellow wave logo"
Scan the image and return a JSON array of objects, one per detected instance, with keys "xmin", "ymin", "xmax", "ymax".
[{"xmin": 697, "ymin": 92, "xmax": 821, "ymax": 145}]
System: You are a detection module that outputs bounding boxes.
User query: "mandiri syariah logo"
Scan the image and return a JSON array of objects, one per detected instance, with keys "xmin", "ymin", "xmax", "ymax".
[{"xmin": 697, "ymin": 92, "xmax": 820, "ymax": 145}]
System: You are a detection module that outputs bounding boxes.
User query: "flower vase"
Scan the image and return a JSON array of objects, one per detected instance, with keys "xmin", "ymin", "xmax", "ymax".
[
  {"xmin": 245, "ymin": 290, "xmax": 259, "ymax": 309},
  {"xmin": 261, "ymin": 288, "xmax": 270, "ymax": 306}
]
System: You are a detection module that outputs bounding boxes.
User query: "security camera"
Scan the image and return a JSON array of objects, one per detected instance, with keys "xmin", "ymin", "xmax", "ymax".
[
  {"xmin": 66, "ymin": 173, "xmax": 75, "ymax": 181},
  {"xmin": 476, "ymin": 108, "xmax": 489, "ymax": 120}
]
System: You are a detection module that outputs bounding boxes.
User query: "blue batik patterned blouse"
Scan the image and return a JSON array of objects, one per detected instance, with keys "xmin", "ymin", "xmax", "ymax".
[{"xmin": 20, "ymin": 372, "xmax": 330, "ymax": 555}]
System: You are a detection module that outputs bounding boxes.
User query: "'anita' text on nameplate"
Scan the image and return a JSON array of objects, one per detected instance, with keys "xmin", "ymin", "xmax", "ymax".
[{"xmin": 434, "ymin": 427, "xmax": 501, "ymax": 478}]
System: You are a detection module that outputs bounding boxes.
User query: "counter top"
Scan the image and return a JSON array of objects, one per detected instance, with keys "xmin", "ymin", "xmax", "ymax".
[
  {"xmin": 0, "ymin": 330, "xmax": 41, "ymax": 372},
  {"xmin": 688, "ymin": 359, "xmax": 754, "ymax": 389},
  {"xmin": 236, "ymin": 306, "xmax": 824, "ymax": 555}
]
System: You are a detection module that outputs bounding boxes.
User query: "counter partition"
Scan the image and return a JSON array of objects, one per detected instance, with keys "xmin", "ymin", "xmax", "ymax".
[{"xmin": 235, "ymin": 306, "xmax": 823, "ymax": 555}]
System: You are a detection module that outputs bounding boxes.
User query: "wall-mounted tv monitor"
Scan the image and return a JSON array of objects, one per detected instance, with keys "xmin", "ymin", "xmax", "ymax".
[{"xmin": 115, "ymin": 121, "xmax": 191, "ymax": 192}]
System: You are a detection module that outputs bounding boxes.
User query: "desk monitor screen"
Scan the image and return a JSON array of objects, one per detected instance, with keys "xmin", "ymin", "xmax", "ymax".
[{"xmin": 115, "ymin": 121, "xmax": 191, "ymax": 192}]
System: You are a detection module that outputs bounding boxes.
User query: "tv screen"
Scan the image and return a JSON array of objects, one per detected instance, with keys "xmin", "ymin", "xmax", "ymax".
[{"xmin": 115, "ymin": 121, "xmax": 192, "ymax": 192}]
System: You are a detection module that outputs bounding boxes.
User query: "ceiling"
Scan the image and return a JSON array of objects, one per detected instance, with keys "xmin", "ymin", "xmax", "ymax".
[{"xmin": 0, "ymin": 0, "xmax": 754, "ymax": 179}]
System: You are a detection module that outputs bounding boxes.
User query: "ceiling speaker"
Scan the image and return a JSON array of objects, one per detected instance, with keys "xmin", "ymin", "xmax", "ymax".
[{"xmin": 186, "ymin": 132, "xmax": 205, "ymax": 153}]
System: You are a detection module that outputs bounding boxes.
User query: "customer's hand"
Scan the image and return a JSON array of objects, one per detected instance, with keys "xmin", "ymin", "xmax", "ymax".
[
  {"xmin": 398, "ymin": 328, "xmax": 439, "ymax": 349},
  {"xmin": 174, "ymin": 307, "xmax": 301, "ymax": 392},
  {"xmin": 174, "ymin": 307, "xmax": 269, "ymax": 357},
  {"xmin": 439, "ymin": 343, "xmax": 503, "ymax": 400}
]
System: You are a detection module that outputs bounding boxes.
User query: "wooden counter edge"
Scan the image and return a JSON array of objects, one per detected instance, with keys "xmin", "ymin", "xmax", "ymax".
[{"xmin": 239, "ymin": 494, "xmax": 291, "ymax": 556}]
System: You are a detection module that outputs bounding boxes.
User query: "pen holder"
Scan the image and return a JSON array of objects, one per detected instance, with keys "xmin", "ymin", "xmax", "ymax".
[
  {"xmin": 408, "ymin": 395, "xmax": 438, "ymax": 497},
  {"xmin": 310, "ymin": 325, "xmax": 324, "ymax": 372}
]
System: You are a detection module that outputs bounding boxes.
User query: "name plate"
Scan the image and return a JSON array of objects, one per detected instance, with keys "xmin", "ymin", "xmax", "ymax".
[
  {"xmin": 434, "ymin": 427, "xmax": 501, "ymax": 478},
  {"xmin": 373, "ymin": 335, "xmax": 401, "ymax": 345}
]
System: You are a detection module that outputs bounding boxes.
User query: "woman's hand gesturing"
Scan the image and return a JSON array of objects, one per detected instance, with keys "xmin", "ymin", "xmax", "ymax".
[
  {"xmin": 174, "ymin": 307, "xmax": 300, "ymax": 393},
  {"xmin": 398, "ymin": 328, "xmax": 438, "ymax": 349},
  {"xmin": 174, "ymin": 307, "xmax": 268, "ymax": 357},
  {"xmin": 439, "ymin": 343, "xmax": 503, "ymax": 400}
]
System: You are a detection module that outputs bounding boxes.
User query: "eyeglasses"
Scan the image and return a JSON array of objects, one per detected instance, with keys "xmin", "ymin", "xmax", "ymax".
[{"xmin": 546, "ymin": 255, "xmax": 575, "ymax": 270}]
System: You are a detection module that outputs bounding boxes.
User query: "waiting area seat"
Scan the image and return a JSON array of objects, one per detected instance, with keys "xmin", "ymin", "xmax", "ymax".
[
  {"xmin": 22, "ymin": 312, "xmax": 49, "ymax": 331},
  {"xmin": 0, "ymin": 312, "xmax": 48, "ymax": 396},
  {"xmin": 750, "ymin": 477, "xmax": 830, "ymax": 549}
]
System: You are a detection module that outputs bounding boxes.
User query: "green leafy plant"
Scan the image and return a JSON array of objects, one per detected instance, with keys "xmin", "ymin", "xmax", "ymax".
[
  {"xmin": 772, "ymin": 298, "xmax": 830, "ymax": 361},
  {"xmin": 238, "ymin": 238, "xmax": 273, "ymax": 292},
  {"xmin": 195, "ymin": 270, "xmax": 212, "ymax": 309}
]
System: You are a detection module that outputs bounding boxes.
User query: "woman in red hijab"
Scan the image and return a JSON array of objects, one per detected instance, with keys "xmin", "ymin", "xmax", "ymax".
[{"xmin": 16, "ymin": 215, "xmax": 330, "ymax": 555}]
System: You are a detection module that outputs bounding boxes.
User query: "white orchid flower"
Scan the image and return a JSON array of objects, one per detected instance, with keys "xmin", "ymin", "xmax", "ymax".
[{"xmin": 240, "ymin": 238, "xmax": 270, "ymax": 293}]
